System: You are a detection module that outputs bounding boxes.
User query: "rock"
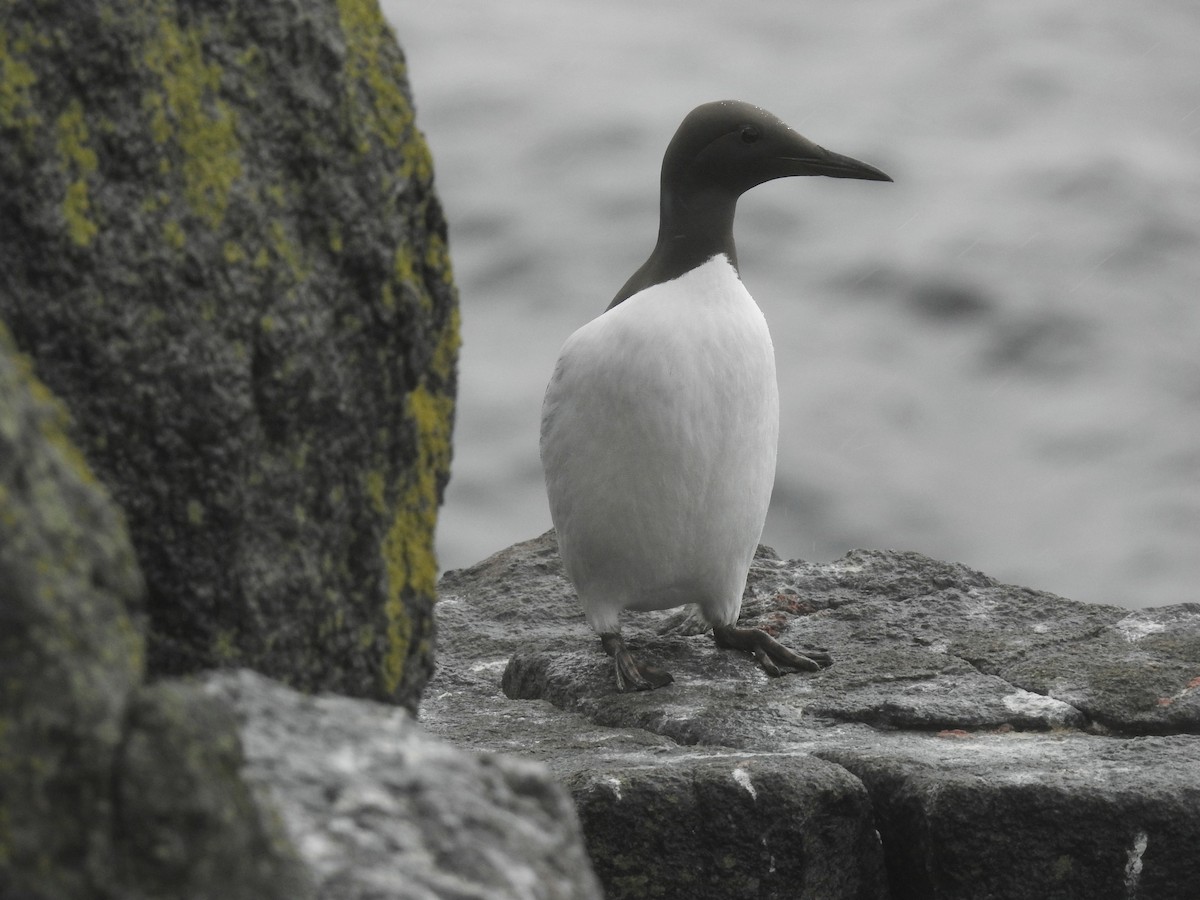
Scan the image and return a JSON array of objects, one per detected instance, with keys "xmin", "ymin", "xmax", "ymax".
[
  {"xmin": 0, "ymin": 0, "xmax": 459, "ymax": 709},
  {"xmin": 567, "ymin": 755, "xmax": 886, "ymax": 900},
  {"xmin": 1, "ymin": 326, "xmax": 309, "ymax": 899},
  {"xmin": 0, "ymin": 322, "xmax": 145, "ymax": 897},
  {"xmin": 1, "ymin": 334, "xmax": 597, "ymax": 897},
  {"xmin": 819, "ymin": 733, "xmax": 1200, "ymax": 900},
  {"xmin": 203, "ymin": 668, "xmax": 605, "ymax": 900},
  {"xmin": 422, "ymin": 531, "xmax": 1200, "ymax": 900},
  {"xmin": 113, "ymin": 680, "xmax": 314, "ymax": 900}
]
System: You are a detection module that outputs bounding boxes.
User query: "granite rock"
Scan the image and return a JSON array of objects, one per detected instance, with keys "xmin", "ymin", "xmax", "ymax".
[
  {"xmin": 566, "ymin": 754, "xmax": 886, "ymax": 900},
  {"xmin": 1, "ymin": 325, "xmax": 309, "ymax": 899},
  {"xmin": 204, "ymin": 669, "xmax": 604, "ymax": 900},
  {"xmin": 113, "ymin": 680, "xmax": 314, "ymax": 900},
  {"xmin": 0, "ymin": 0, "xmax": 458, "ymax": 710},
  {"xmin": 0, "ymin": 321, "xmax": 144, "ymax": 896},
  {"xmin": 422, "ymin": 531, "xmax": 1200, "ymax": 900}
]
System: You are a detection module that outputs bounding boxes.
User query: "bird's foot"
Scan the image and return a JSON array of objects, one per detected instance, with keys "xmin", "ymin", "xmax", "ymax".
[
  {"xmin": 655, "ymin": 603, "xmax": 711, "ymax": 636},
  {"xmin": 712, "ymin": 624, "xmax": 832, "ymax": 676},
  {"xmin": 600, "ymin": 633, "xmax": 674, "ymax": 692}
]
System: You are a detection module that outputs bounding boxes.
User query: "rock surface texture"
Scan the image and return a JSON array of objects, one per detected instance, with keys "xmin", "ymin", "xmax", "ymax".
[
  {"xmin": 2, "ymin": 328, "xmax": 600, "ymax": 899},
  {"xmin": 423, "ymin": 532, "xmax": 1200, "ymax": 900},
  {"xmin": 1, "ymin": 326, "xmax": 311, "ymax": 899},
  {"xmin": 1, "ymin": 322, "xmax": 144, "ymax": 895},
  {"xmin": 0, "ymin": 0, "xmax": 458, "ymax": 709},
  {"xmin": 204, "ymin": 669, "xmax": 605, "ymax": 900}
]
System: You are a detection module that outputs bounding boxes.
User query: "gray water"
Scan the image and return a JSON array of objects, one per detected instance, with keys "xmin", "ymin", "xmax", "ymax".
[{"xmin": 385, "ymin": 0, "xmax": 1200, "ymax": 609}]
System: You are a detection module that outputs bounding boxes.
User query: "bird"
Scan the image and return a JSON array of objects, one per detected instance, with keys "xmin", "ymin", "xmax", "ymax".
[{"xmin": 540, "ymin": 100, "xmax": 891, "ymax": 692}]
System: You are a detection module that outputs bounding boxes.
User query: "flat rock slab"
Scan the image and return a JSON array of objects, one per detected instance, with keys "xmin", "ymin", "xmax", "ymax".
[{"xmin": 421, "ymin": 531, "xmax": 1200, "ymax": 900}]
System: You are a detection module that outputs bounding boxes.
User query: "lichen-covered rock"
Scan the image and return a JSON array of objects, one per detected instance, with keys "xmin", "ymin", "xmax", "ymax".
[
  {"xmin": 0, "ymin": 0, "xmax": 458, "ymax": 709},
  {"xmin": 113, "ymin": 680, "xmax": 314, "ymax": 900},
  {"xmin": 1, "ymin": 325, "xmax": 314, "ymax": 898},
  {"xmin": 0, "ymin": 321, "xmax": 145, "ymax": 897},
  {"xmin": 202, "ymin": 669, "xmax": 605, "ymax": 900}
]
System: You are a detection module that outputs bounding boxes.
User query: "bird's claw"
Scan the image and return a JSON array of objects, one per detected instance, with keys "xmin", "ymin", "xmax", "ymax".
[
  {"xmin": 713, "ymin": 624, "xmax": 832, "ymax": 676},
  {"xmin": 602, "ymin": 632, "xmax": 674, "ymax": 692}
]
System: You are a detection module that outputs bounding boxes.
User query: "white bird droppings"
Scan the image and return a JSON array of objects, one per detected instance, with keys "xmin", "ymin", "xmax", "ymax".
[
  {"xmin": 1114, "ymin": 615, "xmax": 1166, "ymax": 642},
  {"xmin": 732, "ymin": 766, "xmax": 757, "ymax": 801},
  {"xmin": 601, "ymin": 775, "xmax": 622, "ymax": 801},
  {"xmin": 1124, "ymin": 830, "xmax": 1148, "ymax": 896},
  {"xmin": 1001, "ymin": 689, "xmax": 1076, "ymax": 719}
]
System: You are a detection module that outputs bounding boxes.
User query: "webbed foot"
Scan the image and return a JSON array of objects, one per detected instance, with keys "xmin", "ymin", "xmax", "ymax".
[
  {"xmin": 601, "ymin": 633, "xmax": 674, "ymax": 692},
  {"xmin": 712, "ymin": 624, "xmax": 832, "ymax": 676}
]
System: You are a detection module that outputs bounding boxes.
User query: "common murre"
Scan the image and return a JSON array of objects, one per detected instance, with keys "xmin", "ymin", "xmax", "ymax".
[{"xmin": 540, "ymin": 100, "xmax": 891, "ymax": 691}]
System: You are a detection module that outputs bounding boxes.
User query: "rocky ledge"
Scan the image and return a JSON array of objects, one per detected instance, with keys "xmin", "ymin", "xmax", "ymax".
[{"xmin": 422, "ymin": 531, "xmax": 1200, "ymax": 900}]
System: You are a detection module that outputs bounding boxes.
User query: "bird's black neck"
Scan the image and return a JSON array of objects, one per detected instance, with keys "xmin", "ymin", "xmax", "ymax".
[{"xmin": 608, "ymin": 185, "xmax": 740, "ymax": 310}]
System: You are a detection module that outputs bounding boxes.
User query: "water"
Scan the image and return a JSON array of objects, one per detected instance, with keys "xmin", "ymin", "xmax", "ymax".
[{"xmin": 384, "ymin": 0, "xmax": 1200, "ymax": 609}]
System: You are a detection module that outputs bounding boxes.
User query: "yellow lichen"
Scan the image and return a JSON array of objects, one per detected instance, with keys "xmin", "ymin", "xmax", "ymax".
[
  {"xmin": 56, "ymin": 99, "xmax": 99, "ymax": 246},
  {"xmin": 186, "ymin": 499, "xmax": 205, "ymax": 526},
  {"xmin": 336, "ymin": 0, "xmax": 419, "ymax": 159},
  {"xmin": 401, "ymin": 129, "xmax": 433, "ymax": 183},
  {"xmin": 142, "ymin": 15, "xmax": 242, "ymax": 228},
  {"xmin": 424, "ymin": 230, "xmax": 456, "ymax": 287},
  {"xmin": 0, "ymin": 24, "xmax": 41, "ymax": 146},
  {"xmin": 162, "ymin": 219, "xmax": 185, "ymax": 250},
  {"xmin": 223, "ymin": 240, "xmax": 245, "ymax": 264},
  {"xmin": 56, "ymin": 99, "xmax": 97, "ymax": 171},
  {"xmin": 392, "ymin": 244, "xmax": 415, "ymax": 283},
  {"xmin": 237, "ymin": 44, "xmax": 260, "ymax": 69},
  {"xmin": 430, "ymin": 304, "xmax": 461, "ymax": 385},
  {"xmin": 378, "ymin": 515, "xmax": 416, "ymax": 690},
  {"xmin": 63, "ymin": 179, "xmax": 98, "ymax": 246},
  {"xmin": 268, "ymin": 219, "xmax": 307, "ymax": 280},
  {"xmin": 5, "ymin": 337, "xmax": 100, "ymax": 491},
  {"xmin": 325, "ymin": 0, "xmax": 462, "ymax": 697},
  {"xmin": 139, "ymin": 190, "xmax": 170, "ymax": 215},
  {"xmin": 377, "ymin": 380, "xmax": 455, "ymax": 695}
]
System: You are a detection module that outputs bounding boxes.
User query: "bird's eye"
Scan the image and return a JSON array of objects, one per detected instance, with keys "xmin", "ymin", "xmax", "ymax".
[{"xmin": 740, "ymin": 125, "xmax": 761, "ymax": 144}]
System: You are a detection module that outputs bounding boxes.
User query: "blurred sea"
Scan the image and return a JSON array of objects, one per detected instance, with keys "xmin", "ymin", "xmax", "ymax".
[{"xmin": 383, "ymin": 0, "xmax": 1200, "ymax": 609}]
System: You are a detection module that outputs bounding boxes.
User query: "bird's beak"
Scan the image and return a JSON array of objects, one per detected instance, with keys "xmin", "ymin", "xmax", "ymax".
[{"xmin": 777, "ymin": 145, "xmax": 892, "ymax": 182}]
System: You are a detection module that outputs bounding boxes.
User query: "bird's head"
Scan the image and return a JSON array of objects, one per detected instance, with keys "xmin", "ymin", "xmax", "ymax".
[{"xmin": 663, "ymin": 100, "xmax": 892, "ymax": 198}]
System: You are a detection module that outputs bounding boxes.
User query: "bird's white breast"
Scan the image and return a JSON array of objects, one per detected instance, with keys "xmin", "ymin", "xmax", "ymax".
[{"xmin": 541, "ymin": 254, "xmax": 779, "ymax": 633}]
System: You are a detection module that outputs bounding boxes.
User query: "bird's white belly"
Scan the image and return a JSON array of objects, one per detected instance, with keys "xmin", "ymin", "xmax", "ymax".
[{"xmin": 541, "ymin": 255, "xmax": 779, "ymax": 634}]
